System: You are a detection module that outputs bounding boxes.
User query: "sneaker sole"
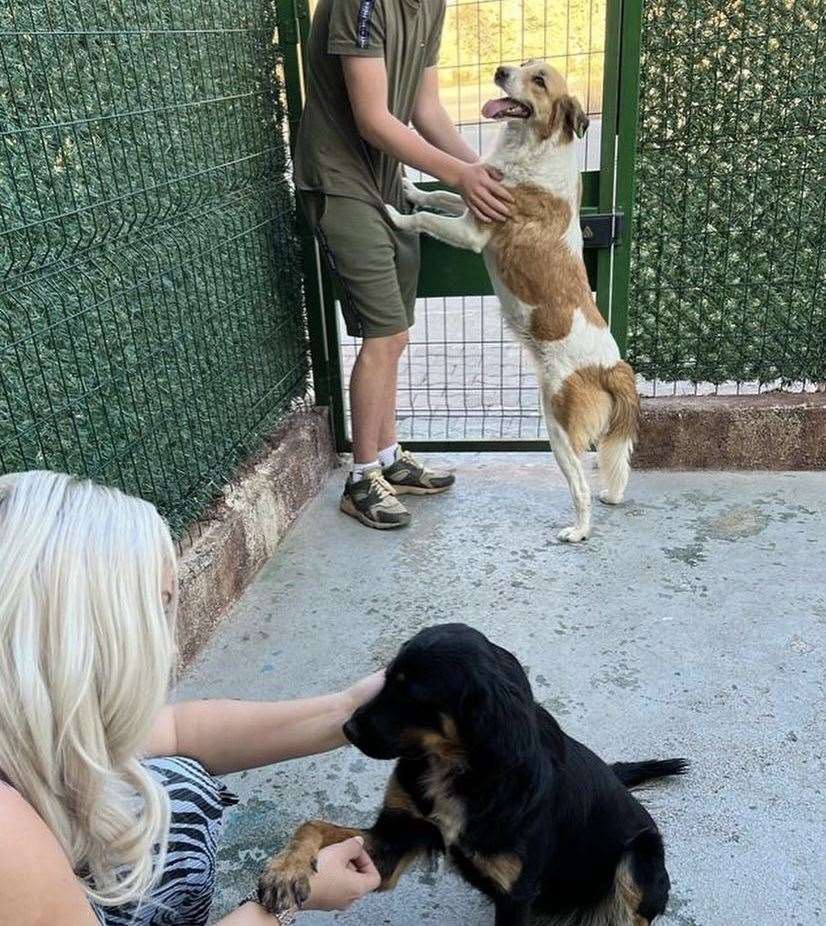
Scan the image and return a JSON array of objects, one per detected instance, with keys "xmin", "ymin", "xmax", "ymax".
[
  {"xmin": 340, "ymin": 495, "xmax": 411, "ymax": 529},
  {"xmin": 389, "ymin": 482, "xmax": 454, "ymax": 496}
]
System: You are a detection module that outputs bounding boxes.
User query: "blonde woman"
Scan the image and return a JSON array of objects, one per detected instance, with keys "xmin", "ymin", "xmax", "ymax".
[{"xmin": 0, "ymin": 470, "xmax": 383, "ymax": 925}]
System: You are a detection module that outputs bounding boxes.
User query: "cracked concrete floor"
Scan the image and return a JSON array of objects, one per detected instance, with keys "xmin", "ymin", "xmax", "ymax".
[{"xmin": 175, "ymin": 454, "xmax": 826, "ymax": 926}]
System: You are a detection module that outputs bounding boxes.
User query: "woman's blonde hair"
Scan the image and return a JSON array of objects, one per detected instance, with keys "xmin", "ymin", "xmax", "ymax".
[{"xmin": 0, "ymin": 470, "xmax": 175, "ymax": 908}]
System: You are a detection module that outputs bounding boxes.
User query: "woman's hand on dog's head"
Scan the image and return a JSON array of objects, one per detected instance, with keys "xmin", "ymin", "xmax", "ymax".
[
  {"xmin": 304, "ymin": 837, "xmax": 381, "ymax": 911},
  {"xmin": 342, "ymin": 669, "xmax": 386, "ymax": 716}
]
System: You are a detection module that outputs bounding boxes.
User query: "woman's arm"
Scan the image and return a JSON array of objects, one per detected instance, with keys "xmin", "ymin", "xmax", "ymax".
[
  {"xmin": 145, "ymin": 671, "xmax": 384, "ymax": 775},
  {"xmin": 212, "ymin": 903, "xmax": 275, "ymax": 924},
  {"xmin": 0, "ymin": 786, "xmax": 99, "ymax": 926},
  {"xmin": 342, "ymin": 56, "xmax": 512, "ymax": 222},
  {"xmin": 412, "ymin": 67, "xmax": 479, "ymax": 164},
  {"xmin": 0, "ymin": 788, "xmax": 378, "ymax": 926}
]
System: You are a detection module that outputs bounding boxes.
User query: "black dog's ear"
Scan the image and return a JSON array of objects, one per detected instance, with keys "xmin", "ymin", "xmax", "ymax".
[{"xmin": 460, "ymin": 643, "xmax": 540, "ymax": 767}]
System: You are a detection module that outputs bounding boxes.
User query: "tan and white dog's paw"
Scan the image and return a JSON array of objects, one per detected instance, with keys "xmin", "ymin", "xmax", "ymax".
[
  {"xmin": 557, "ymin": 525, "xmax": 590, "ymax": 543},
  {"xmin": 384, "ymin": 203, "xmax": 415, "ymax": 230},
  {"xmin": 402, "ymin": 177, "xmax": 424, "ymax": 207}
]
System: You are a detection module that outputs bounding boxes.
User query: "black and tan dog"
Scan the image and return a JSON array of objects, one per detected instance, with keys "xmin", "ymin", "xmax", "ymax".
[{"xmin": 259, "ymin": 624, "xmax": 687, "ymax": 925}]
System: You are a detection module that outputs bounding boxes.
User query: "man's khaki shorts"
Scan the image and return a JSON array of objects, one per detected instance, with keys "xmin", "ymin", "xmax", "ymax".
[{"xmin": 300, "ymin": 191, "xmax": 420, "ymax": 339}]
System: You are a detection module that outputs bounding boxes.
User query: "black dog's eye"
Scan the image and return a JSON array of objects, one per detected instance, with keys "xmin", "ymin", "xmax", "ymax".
[
  {"xmin": 394, "ymin": 672, "xmax": 407, "ymax": 685},
  {"xmin": 532, "ymin": 75, "xmax": 546, "ymax": 89}
]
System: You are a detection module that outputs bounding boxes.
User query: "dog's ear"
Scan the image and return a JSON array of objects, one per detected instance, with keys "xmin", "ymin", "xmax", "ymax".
[
  {"xmin": 459, "ymin": 643, "xmax": 540, "ymax": 766},
  {"xmin": 557, "ymin": 95, "xmax": 590, "ymax": 140}
]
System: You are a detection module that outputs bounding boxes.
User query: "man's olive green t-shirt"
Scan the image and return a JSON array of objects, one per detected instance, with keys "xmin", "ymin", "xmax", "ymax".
[{"xmin": 294, "ymin": 0, "xmax": 446, "ymax": 208}]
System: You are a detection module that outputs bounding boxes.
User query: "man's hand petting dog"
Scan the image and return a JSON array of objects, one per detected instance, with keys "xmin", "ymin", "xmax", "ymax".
[
  {"xmin": 258, "ymin": 835, "xmax": 380, "ymax": 914},
  {"xmin": 453, "ymin": 162, "xmax": 513, "ymax": 223}
]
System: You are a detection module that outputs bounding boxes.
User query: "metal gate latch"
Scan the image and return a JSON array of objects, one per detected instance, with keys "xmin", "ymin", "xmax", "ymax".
[{"xmin": 580, "ymin": 213, "xmax": 624, "ymax": 249}]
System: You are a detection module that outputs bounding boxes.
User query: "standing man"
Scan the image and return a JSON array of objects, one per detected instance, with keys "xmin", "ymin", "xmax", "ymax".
[{"xmin": 294, "ymin": 0, "xmax": 513, "ymax": 530}]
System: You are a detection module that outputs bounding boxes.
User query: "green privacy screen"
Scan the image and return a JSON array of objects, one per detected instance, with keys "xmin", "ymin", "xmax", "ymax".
[
  {"xmin": 0, "ymin": 0, "xmax": 308, "ymax": 534},
  {"xmin": 627, "ymin": 0, "xmax": 824, "ymax": 388}
]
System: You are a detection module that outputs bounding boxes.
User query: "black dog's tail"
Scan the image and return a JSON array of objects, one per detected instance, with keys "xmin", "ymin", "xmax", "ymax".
[{"xmin": 611, "ymin": 758, "xmax": 689, "ymax": 788}]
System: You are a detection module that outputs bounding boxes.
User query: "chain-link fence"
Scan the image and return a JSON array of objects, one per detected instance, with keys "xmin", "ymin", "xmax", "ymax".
[
  {"xmin": 1, "ymin": 0, "xmax": 308, "ymax": 534},
  {"xmin": 628, "ymin": 0, "xmax": 825, "ymax": 395}
]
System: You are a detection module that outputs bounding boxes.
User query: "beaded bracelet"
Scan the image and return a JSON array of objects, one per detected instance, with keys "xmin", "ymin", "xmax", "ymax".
[{"xmin": 240, "ymin": 890, "xmax": 298, "ymax": 924}]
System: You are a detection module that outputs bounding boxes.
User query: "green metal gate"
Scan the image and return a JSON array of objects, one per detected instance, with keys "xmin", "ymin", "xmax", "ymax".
[{"xmin": 280, "ymin": 0, "xmax": 644, "ymax": 452}]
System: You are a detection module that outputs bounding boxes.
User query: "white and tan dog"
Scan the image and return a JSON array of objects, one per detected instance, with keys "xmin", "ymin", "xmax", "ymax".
[{"xmin": 387, "ymin": 61, "xmax": 639, "ymax": 542}]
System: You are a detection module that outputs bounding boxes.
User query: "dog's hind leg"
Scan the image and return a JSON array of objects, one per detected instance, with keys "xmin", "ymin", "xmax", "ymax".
[
  {"xmin": 597, "ymin": 361, "xmax": 639, "ymax": 506},
  {"xmin": 597, "ymin": 436, "xmax": 632, "ymax": 506},
  {"xmin": 624, "ymin": 830, "xmax": 670, "ymax": 924},
  {"xmin": 539, "ymin": 379, "xmax": 592, "ymax": 543}
]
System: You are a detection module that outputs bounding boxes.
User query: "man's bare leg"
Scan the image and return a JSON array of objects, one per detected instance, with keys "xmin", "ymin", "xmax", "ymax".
[
  {"xmin": 350, "ymin": 331, "xmax": 408, "ymax": 466},
  {"xmin": 377, "ymin": 349, "xmax": 401, "ymax": 454},
  {"xmin": 340, "ymin": 331, "xmax": 413, "ymax": 529}
]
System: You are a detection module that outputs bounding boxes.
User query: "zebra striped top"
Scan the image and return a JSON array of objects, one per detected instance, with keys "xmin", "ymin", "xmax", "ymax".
[{"xmin": 91, "ymin": 756, "xmax": 238, "ymax": 926}]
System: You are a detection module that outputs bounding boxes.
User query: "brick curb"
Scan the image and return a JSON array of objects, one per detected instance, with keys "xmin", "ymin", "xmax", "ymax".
[
  {"xmin": 176, "ymin": 407, "xmax": 335, "ymax": 667},
  {"xmin": 635, "ymin": 393, "xmax": 826, "ymax": 470}
]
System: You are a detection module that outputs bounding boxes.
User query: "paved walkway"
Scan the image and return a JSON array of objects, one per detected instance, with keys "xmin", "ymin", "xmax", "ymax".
[{"xmin": 176, "ymin": 455, "xmax": 826, "ymax": 925}]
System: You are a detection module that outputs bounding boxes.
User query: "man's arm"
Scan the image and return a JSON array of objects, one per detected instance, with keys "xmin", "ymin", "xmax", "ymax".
[
  {"xmin": 342, "ymin": 56, "xmax": 512, "ymax": 222},
  {"xmin": 412, "ymin": 66, "xmax": 478, "ymax": 164}
]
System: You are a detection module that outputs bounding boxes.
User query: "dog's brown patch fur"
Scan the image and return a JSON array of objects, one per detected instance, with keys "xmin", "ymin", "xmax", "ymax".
[
  {"xmin": 470, "ymin": 851, "xmax": 524, "ymax": 893},
  {"xmin": 551, "ymin": 361, "xmax": 639, "ymax": 452},
  {"xmin": 545, "ymin": 857, "xmax": 646, "ymax": 926},
  {"xmin": 616, "ymin": 856, "xmax": 646, "ymax": 924},
  {"xmin": 395, "ymin": 716, "xmax": 468, "ymax": 847},
  {"xmin": 490, "ymin": 185, "xmax": 606, "ymax": 343},
  {"xmin": 419, "ymin": 716, "xmax": 467, "ymax": 846},
  {"xmin": 401, "ymin": 715, "xmax": 467, "ymax": 768}
]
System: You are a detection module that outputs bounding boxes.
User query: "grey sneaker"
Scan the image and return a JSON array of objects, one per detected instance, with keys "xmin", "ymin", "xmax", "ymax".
[
  {"xmin": 340, "ymin": 467, "xmax": 412, "ymax": 530},
  {"xmin": 382, "ymin": 448, "xmax": 455, "ymax": 495}
]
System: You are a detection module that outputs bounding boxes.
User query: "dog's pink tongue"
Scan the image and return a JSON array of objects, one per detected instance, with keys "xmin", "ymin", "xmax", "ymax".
[{"xmin": 482, "ymin": 98, "xmax": 512, "ymax": 119}]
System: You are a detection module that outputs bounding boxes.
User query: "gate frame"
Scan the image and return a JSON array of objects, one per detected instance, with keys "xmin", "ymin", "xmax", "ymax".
[{"xmin": 280, "ymin": 0, "xmax": 644, "ymax": 454}]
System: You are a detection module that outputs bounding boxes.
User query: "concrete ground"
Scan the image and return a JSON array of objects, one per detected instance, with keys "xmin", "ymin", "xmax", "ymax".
[{"xmin": 175, "ymin": 454, "xmax": 826, "ymax": 926}]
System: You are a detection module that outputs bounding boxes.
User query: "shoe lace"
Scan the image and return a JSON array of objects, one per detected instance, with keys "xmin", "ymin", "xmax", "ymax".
[
  {"xmin": 398, "ymin": 448, "xmax": 419, "ymax": 467},
  {"xmin": 366, "ymin": 470, "xmax": 398, "ymax": 499}
]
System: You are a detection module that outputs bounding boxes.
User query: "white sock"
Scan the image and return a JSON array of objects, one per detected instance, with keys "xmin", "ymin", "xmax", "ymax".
[
  {"xmin": 378, "ymin": 443, "xmax": 400, "ymax": 469},
  {"xmin": 351, "ymin": 460, "xmax": 379, "ymax": 482}
]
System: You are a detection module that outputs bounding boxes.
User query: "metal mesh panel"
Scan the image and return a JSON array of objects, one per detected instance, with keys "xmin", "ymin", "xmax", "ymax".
[
  {"xmin": 628, "ymin": 0, "xmax": 825, "ymax": 395},
  {"xmin": 336, "ymin": 0, "xmax": 608, "ymax": 442},
  {"xmin": 0, "ymin": 0, "xmax": 309, "ymax": 534},
  {"xmin": 396, "ymin": 294, "xmax": 544, "ymax": 441}
]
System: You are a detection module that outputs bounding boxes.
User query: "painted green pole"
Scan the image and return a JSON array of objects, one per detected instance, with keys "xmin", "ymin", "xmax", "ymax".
[
  {"xmin": 278, "ymin": 0, "xmax": 348, "ymax": 450},
  {"xmin": 597, "ymin": 0, "xmax": 622, "ymax": 329},
  {"xmin": 610, "ymin": 0, "xmax": 645, "ymax": 358}
]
